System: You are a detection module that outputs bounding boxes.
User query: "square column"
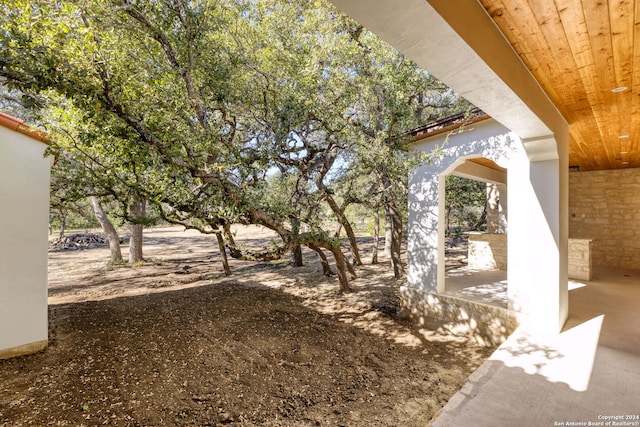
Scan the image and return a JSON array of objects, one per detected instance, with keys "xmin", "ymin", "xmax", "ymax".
[{"xmin": 508, "ymin": 150, "xmax": 568, "ymax": 332}]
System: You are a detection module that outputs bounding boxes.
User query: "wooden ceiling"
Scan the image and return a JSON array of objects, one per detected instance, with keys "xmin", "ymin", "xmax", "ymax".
[
  {"xmin": 469, "ymin": 157, "xmax": 507, "ymax": 173},
  {"xmin": 479, "ymin": 0, "xmax": 639, "ymax": 171}
]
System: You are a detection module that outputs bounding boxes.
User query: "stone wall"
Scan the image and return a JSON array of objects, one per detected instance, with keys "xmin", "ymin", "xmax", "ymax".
[
  {"xmin": 399, "ymin": 286, "xmax": 518, "ymax": 346},
  {"xmin": 468, "ymin": 232, "xmax": 507, "ymax": 270},
  {"xmin": 568, "ymin": 238, "xmax": 592, "ymax": 281},
  {"xmin": 569, "ymin": 168, "xmax": 640, "ymax": 270},
  {"xmin": 468, "ymin": 232, "xmax": 592, "ymax": 281}
]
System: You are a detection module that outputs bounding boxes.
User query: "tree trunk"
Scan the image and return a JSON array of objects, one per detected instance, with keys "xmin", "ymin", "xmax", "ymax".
[
  {"xmin": 331, "ymin": 245, "xmax": 353, "ymax": 293},
  {"xmin": 128, "ymin": 199, "xmax": 146, "ymax": 264},
  {"xmin": 290, "ymin": 218, "xmax": 303, "ymax": 267},
  {"xmin": 334, "ymin": 222, "xmax": 342, "ymax": 238},
  {"xmin": 387, "ymin": 202, "xmax": 404, "ymax": 279},
  {"xmin": 345, "ymin": 256, "xmax": 357, "ymax": 278},
  {"xmin": 59, "ymin": 210, "xmax": 67, "ymax": 238},
  {"xmin": 89, "ymin": 196, "xmax": 123, "ymax": 263},
  {"xmin": 223, "ymin": 222, "xmax": 236, "ymax": 247},
  {"xmin": 327, "ymin": 198, "xmax": 362, "ymax": 266},
  {"xmin": 475, "ymin": 204, "xmax": 488, "ymax": 231},
  {"xmin": 223, "ymin": 217, "xmax": 291, "ymax": 261},
  {"xmin": 371, "ymin": 207, "xmax": 379, "ymax": 264},
  {"xmin": 292, "ymin": 244, "xmax": 303, "ymax": 267},
  {"xmin": 383, "ymin": 206, "xmax": 392, "ymax": 256},
  {"xmin": 215, "ymin": 231, "xmax": 232, "ymax": 276},
  {"xmin": 307, "ymin": 243, "xmax": 334, "ymax": 276},
  {"xmin": 224, "ymin": 237, "xmax": 288, "ymax": 261},
  {"xmin": 223, "ymin": 222, "xmax": 243, "ymax": 259},
  {"xmin": 313, "ymin": 149, "xmax": 362, "ymax": 266},
  {"xmin": 299, "ymin": 235, "xmax": 352, "ymax": 293}
]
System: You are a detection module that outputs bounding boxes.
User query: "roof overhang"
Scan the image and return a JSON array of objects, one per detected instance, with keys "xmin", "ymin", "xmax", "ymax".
[
  {"xmin": 328, "ymin": 0, "xmax": 568, "ymax": 161},
  {"xmin": 0, "ymin": 112, "xmax": 49, "ymax": 145}
]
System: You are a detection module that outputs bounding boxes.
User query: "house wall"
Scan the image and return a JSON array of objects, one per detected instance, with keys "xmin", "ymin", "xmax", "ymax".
[
  {"xmin": 408, "ymin": 116, "xmax": 568, "ymax": 333},
  {"xmin": 408, "ymin": 118, "xmax": 517, "ymax": 295},
  {"xmin": 0, "ymin": 125, "xmax": 50, "ymax": 359},
  {"xmin": 468, "ymin": 233, "xmax": 591, "ymax": 281},
  {"xmin": 569, "ymin": 168, "xmax": 640, "ymax": 271},
  {"xmin": 406, "ymin": 119, "xmax": 523, "ymax": 342}
]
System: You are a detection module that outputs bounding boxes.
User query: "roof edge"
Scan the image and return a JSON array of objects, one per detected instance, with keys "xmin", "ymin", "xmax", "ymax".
[
  {"xmin": 409, "ymin": 108, "xmax": 490, "ymax": 143},
  {"xmin": 0, "ymin": 112, "xmax": 49, "ymax": 145}
]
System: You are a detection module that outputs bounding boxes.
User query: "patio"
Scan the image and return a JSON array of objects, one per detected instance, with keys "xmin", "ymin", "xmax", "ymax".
[{"xmin": 433, "ymin": 267, "xmax": 640, "ymax": 426}]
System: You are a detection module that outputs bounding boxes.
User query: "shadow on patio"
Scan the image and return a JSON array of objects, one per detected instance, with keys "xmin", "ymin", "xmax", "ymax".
[{"xmin": 431, "ymin": 267, "xmax": 640, "ymax": 426}]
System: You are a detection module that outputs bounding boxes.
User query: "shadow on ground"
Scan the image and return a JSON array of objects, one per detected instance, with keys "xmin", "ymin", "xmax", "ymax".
[{"xmin": 1, "ymin": 282, "xmax": 490, "ymax": 426}]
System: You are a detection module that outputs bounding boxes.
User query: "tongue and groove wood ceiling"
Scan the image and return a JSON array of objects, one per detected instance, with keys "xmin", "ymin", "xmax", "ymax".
[{"xmin": 478, "ymin": 0, "xmax": 638, "ymax": 171}]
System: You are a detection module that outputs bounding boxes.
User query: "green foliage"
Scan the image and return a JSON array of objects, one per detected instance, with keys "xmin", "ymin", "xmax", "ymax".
[
  {"xmin": 1, "ymin": 0, "xmax": 471, "ymax": 266},
  {"xmin": 445, "ymin": 175, "xmax": 487, "ymax": 235},
  {"xmin": 49, "ymin": 203, "xmax": 99, "ymax": 232}
]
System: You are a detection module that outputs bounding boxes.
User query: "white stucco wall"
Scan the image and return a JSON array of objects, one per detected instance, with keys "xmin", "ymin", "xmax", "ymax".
[
  {"xmin": 507, "ymin": 152, "xmax": 567, "ymax": 331},
  {"xmin": 0, "ymin": 125, "xmax": 50, "ymax": 358},
  {"xmin": 409, "ymin": 117, "xmax": 567, "ymax": 332},
  {"xmin": 408, "ymin": 118, "xmax": 522, "ymax": 294}
]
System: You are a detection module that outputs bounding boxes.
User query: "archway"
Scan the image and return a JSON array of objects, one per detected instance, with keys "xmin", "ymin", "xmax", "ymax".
[
  {"xmin": 405, "ymin": 116, "xmax": 524, "ymax": 344},
  {"xmin": 442, "ymin": 158, "xmax": 508, "ymax": 309}
]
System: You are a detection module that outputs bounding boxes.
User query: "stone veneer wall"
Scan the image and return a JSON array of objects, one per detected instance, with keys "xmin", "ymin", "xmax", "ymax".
[
  {"xmin": 399, "ymin": 287, "xmax": 518, "ymax": 346},
  {"xmin": 568, "ymin": 239, "xmax": 592, "ymax": 281},
  {"xmin": 569, "ymin": 168, "xmax": 640, "ymax": 270},
  {"xmin": 468, "ymin": 232, "xmax": 592, "ymax": 281},
  {"xmin": 468, "ymin": 232, "xmax": 507, "ymax": 269}
]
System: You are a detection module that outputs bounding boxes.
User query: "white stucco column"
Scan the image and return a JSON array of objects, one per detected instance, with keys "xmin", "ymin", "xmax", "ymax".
[
  {"xmin": 507, "ymin": 155, "xmax": 559, "ymax": 327},
  {"xmin": 408, "ymin": 118, "xmax": 568, "ymax": 333},
  {"xmin": 507, "ymin": 146, "xmax": 568, "ymax": 332},
  {"xmin": 407, "ymin": 165, "xmax": 440, "ymax": 293}
]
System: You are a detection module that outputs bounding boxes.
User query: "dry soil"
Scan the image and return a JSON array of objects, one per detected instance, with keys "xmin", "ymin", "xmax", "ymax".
[{"xmin": 0, "ymin": 226, "xmax": 491, "ymax": 426}]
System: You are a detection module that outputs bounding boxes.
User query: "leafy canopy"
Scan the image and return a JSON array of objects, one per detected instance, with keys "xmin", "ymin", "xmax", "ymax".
[{"xmin": 1, "ymin": 0, "xmax": 469, "ymax": 235}]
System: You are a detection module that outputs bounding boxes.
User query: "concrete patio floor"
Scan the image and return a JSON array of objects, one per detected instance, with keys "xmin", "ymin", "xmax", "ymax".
[
  {"xmin": 444, "ymin": 267, "xmax": 508, "ymax": 308},
  {"xmin": 432, "ymin": 267, "xmax": 640, "ymax": 426}
]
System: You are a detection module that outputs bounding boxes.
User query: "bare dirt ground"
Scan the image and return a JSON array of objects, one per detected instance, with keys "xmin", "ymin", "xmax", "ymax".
[{"xmin": 0, "ymin": 226, "xmax": 489, "ymax": 427}]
